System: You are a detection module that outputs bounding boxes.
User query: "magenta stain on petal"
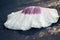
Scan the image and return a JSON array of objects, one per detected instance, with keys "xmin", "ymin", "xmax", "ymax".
[
  {"xmin": 22, "ymin": 7, "xmax": 32, "ymax": 14},
  {"xmin": 22, "ymin": 6, "xmax": 41, "ymax": 14},
  {"xmin": 33, "ymin": 7, "xmax": 41, "ymax": 14}
]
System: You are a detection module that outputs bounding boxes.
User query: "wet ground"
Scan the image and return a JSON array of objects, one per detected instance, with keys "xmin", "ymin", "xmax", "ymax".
[{"xmin": 0, "ymin": 0, "xmax": 60, "ymax": 40}]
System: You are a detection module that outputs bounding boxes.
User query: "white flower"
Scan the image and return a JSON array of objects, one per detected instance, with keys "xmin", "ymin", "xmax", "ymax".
[{"xmin": 4, "ymin": 6, "xmax": 59, "ymax": 31}]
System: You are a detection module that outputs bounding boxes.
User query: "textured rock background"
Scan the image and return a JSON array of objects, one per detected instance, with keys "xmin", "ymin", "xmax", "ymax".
[{"xmin": 0, "ymin": 0, "xmax": 60, "ymax": 40}]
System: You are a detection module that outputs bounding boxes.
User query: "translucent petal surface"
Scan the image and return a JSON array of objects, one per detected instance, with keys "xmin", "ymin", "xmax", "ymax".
[{"xmin": 4, "ymin": 7, "xmax": 59, "ymax": 31}]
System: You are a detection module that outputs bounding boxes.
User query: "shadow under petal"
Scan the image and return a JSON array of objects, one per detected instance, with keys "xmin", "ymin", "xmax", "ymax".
[{"xmin": 16, "ymin": 27, "xmax": 46, "ymax": 36}]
